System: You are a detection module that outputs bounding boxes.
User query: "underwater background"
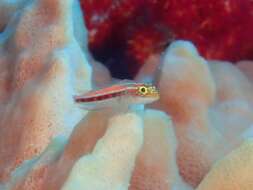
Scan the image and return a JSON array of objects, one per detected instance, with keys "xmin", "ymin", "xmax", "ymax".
[{"xmin": 0, "ymin": 0, "xmax": 253, "ymax": 189}]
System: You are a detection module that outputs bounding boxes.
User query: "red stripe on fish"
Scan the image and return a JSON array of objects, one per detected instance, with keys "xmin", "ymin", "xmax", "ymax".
[{"xmin": 74, "ymin": 90, "xmax": 125, "ymax": 103}]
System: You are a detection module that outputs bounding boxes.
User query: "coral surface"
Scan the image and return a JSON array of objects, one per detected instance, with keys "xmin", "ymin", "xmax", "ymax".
[
  {"xmin": 0, "ymin": 0, "xmax": 92, "ymax": 183},
  {"xmin": 0, "ymin": 0, "xmax": 253, "ymax": 190},
  {"xmin": 197, "ymin": 139, "xmax": 253, "ymax": 190}
]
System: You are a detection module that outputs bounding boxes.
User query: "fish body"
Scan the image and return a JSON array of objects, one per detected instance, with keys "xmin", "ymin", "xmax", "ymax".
[{"xmin": 74, "ymin": 82, "xmax": 159, "ymax": 110}]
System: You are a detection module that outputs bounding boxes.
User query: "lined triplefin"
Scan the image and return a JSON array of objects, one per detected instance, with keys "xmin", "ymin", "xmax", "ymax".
[{"xmin": 74, "ymin": 82, "xmax": 159, "ymax": 110}]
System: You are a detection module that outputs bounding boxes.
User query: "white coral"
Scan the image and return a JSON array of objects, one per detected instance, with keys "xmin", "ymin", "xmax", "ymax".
[{"xmin": 62, "ymin": 113, "xmax": 144, "ymax": 190}]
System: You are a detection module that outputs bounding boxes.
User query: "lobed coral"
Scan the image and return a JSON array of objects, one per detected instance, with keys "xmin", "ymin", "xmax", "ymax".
[
  {"xmin": 0, "ymin": 0, "xmax": 92, "ymax": 183},
  {"xmin": 0, "ymin": 0, "xmax": 253, "ymax": 190},
  {"xmin": 197, "ymin": 139, "xmax": 253, "ymax": 190}
]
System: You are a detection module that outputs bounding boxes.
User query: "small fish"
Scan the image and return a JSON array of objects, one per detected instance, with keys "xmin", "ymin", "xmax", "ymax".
[{"xmin": 74, "ymin": 82, "xmax": 159, "ymax": 110}]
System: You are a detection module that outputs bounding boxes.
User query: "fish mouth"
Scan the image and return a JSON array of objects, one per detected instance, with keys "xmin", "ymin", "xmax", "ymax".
[
  {"xmin": 147, "ymin": 92, "xmax": 160, "ymax": 100},
  {"xmin": 152, "ymin": 94, "xmax": 160, "ymax": 101},
  {"xmin": 142, "ymin": 94, "xmax": 160, "ymax": 104}
]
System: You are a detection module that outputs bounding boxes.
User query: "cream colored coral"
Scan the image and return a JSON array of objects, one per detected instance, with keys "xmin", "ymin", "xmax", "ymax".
[
  {"xmin": 61, "ymin": 113, "xmax": 144, "ymax": 190},
  {"xmin": 197, "ymin": 139, "xmax": 253, "ymax": 190},
  {"xmin": 209, "ymin": 61, "xmax": 253, "ymax": 103},
  {"xmin": 130, "ymin": 109, "xmax": 190, "ymax": 190},
  {"xmin": 152, "ymin": 40, "xmax": 227, "ymax": 187},
  {"xmin": 156, "ymin": 40, "xmax": 216, "ymax": 121}
]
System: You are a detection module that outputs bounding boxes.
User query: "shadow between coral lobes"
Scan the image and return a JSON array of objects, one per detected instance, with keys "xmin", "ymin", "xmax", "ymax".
[{"xmin": 89, "ymin": 41, "xmax": 134, "ymax": 79}]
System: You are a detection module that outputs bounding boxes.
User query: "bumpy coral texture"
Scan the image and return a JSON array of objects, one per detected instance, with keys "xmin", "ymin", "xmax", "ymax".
[
  {"xmin": 0, "ymin": 0, "xmax": 92, "ymax": 183},
  {"xmin": 0, "ymin": 0, "xmax": 253, "ymax": 190},
  {"xmin": 197, "ymin": 139, "xmax": 253, "ymax": 190}
]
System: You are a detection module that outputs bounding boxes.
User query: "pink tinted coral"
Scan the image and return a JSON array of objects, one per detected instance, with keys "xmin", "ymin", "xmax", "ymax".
[
  {"xmin": 0, "ymin": 0, "xmax": 91, "ymax": 182},
  {"xmin": 1, "ymin": 0, "xmax": 253, "ymax": 190}
]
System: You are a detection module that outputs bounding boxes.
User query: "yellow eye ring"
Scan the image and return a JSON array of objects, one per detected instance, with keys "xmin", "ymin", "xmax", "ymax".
[{"xmin": 138, "ymin": 86, "xmax": 148, "ymax": 95}]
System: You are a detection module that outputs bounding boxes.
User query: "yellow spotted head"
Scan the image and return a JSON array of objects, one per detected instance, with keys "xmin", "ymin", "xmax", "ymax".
[
  {"xmin": 122, "ymin": 82, "xmax": 160, "ymax": 105},
  {"xmin": 136, "ymin": 83, "xmax": 160, "ymax": 100}
]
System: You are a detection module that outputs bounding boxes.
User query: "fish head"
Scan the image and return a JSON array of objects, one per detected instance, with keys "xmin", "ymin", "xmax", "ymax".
[{"xmin": 129, "ymin": 83, "xmax": 160, "ymax": 104}]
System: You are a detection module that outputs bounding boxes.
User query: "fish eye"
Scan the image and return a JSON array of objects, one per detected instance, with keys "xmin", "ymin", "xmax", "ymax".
[{"xmin": 139, "ymin": 86, "xmax": 148, "ymax": 95}]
